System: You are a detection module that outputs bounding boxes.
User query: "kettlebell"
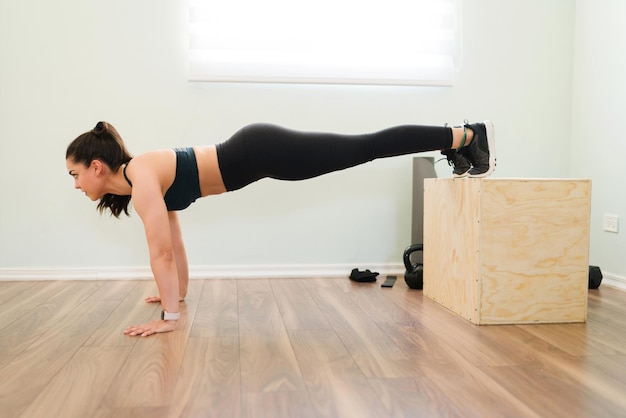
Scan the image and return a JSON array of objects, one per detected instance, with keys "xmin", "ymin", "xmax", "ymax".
[{"xmin": 403, "ymin": 244, "xmax": 424, "ymax": 289}]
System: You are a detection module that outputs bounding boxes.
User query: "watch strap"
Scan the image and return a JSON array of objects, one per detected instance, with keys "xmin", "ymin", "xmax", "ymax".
[{"xmin": 161, "ymin": 310, "xmax": 180, "ymax": 321}]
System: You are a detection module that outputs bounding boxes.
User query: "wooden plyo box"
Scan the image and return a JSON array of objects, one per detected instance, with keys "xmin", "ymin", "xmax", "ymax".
[{"xmin": 423, "ymin": 178, "xmax": 591, "ymax": 325}]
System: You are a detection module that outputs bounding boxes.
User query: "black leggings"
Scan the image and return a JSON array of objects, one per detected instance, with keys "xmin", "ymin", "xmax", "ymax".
[{"xmin": 215, "ymin": 123, "xmax": 452, "ymax": 191}]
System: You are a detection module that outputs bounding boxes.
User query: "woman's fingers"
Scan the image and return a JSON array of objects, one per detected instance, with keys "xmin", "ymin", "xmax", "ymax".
[
  {"xmin": 144, "ymin": 296, "xmax": 185, "ymax": 303},
  {"xmin": 123, "ymin": 319, "xmax": 177, "ymax": 337}
]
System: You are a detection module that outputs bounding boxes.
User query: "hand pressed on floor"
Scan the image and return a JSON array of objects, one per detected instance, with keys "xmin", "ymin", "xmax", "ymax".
[
  {"xmin": 144, "ymin": 295, "xmax": 185, "ymax": 303},
  {"xmin": 123, "ymin": 319, "xmax": 177, "ymax": 337}
]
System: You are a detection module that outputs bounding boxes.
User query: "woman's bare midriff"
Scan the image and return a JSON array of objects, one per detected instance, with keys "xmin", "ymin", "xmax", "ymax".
[{"xmin": 193, "ymin": 145, "xmax": 228, "ymax": 197}]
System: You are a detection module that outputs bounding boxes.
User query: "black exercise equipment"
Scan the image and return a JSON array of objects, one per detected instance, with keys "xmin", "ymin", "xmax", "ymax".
[
  {"xmin": 403, "ymin": 244, "xmax": 424, "ymax": 289},
  {"xmin": 403, "ymin": 157, "xmax": 436, "ymax": 290},
  {"xmin": 588, "ymin": 265, "xmax": 603, "ymax": 289},
  {"xmin": 350, "ymin": 268, "xmax": 379, "ymax": 282}
]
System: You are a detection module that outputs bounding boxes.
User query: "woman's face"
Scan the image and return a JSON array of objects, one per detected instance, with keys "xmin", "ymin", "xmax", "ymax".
[{"xmin": 66, "ymin": 159, "xmax": 104, "ymax": 201}]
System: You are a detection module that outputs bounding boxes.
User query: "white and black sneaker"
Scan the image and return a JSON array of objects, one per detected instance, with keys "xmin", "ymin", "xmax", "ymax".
[
  {"xmin": 441, "ymin": 149, "xmax": 471, "ymax": 178},
  {"xmin": 460, "ymin": 120, "xmax": 496, "ymax": 178}
]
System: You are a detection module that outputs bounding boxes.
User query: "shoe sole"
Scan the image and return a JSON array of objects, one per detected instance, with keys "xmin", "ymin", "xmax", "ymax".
[
  {"xmin": 469, "ymin": 120, "xmax": 496, "ymax": 178},
  {"xmin": 453, "ymin": 169, "xmax": 470, "ymax": 178}
]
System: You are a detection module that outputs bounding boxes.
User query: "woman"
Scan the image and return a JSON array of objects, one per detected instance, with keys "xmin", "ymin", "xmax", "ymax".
[{"xmin": 66, "ymin": 121, "xmax": 495, "ymax": 336}]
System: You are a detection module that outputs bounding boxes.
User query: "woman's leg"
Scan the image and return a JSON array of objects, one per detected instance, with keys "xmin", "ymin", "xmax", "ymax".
[{"xmin": 216, "ymin": 123, "xmax": 458, "ymax": 191}]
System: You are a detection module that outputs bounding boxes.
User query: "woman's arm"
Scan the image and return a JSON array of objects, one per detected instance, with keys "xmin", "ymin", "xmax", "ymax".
[
  {"xmin": 123, "ymin": 172, "xmax": 180, "ymax": 337},
  {"xmin": 168, "ymin": 211, "xmax": 189, "ymax": 300},
  {"xmin": 144, "ymin": 212, "xmax": 189, "ymax": 304}
]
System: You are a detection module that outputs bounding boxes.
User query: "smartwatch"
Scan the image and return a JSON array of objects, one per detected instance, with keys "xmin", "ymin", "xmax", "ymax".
[{"xmin": 161, "ymin": 310, "xmax": 180, "ymax": 321}]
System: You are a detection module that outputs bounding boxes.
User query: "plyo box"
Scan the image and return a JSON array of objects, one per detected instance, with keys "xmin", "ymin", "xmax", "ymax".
[{"xmin": 423, "ymin": 178, "xmax": 591, "ymax": 325}]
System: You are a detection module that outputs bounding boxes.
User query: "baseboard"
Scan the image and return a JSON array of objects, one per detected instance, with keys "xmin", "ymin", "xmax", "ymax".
[
  {"xmin": 2, "ymin": 266, "xmax": 622, "ymax": 292},
  {"xmin": 0, "ymin": 263, "xmax": 405, "ymax": 281},
  {"xmin": 0, "ymin": 266, "xmax": 154, "ymax": 281},
  {"xmin": 602, "ymin": 271, "xmax": 626, "ymax": 291}
]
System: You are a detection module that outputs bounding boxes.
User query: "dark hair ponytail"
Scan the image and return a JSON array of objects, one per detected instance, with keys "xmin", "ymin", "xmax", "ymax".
[
  {"xmin": 92, "ymin": 121, "xmax": 107, "ymax": 135},
  {"xmin": 66, "ymin": 122, "xmax": 134, "ymax": 218}
]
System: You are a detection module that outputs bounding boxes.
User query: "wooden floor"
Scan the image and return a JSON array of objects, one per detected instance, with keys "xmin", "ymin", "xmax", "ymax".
[{"xmin": 0, "ymin": 278, "xmax": 625, "ymax": 418}]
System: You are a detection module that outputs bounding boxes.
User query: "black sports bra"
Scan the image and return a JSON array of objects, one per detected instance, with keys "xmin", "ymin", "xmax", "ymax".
[{"xmin": 123, "ymin": 147, "xmax": 202, "ymax": 211}]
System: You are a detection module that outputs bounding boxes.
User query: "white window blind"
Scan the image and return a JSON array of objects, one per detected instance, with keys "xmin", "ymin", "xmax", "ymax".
[{"xmin": 188, "ymin": 0, "xmax": 460, "ymax": 86}]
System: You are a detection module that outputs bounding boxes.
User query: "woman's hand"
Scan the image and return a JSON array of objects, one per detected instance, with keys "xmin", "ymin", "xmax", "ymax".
[
  {"xmin": 123, "ymin": 319, "xmax": 177, "ymax": 337},
  {"xmin": 144, "ymin": 296, "xmax": 185, "ymax": 303}
]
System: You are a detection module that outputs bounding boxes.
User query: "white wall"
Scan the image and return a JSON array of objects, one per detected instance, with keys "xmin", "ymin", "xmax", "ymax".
[
  {"xmin": 0, "ymin": 1, "xmax": 579, "ymax": 276},
  {"xmin": 571, "ymin": 0, "xmax": 626, "ymax": 283}
]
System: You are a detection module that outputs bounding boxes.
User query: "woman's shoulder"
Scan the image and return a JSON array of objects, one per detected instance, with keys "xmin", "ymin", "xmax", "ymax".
[
  {"xmin": 126, "ymin": 149, "xmax": 177, "ymax": 187},
  {"xmin": 134, "ymin": 148, "xmax": 176, "ymax": 162}
]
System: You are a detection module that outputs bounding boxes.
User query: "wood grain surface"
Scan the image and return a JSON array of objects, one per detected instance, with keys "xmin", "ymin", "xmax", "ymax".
[
  {"xmin": 0, "ymin": 278, "xmax": 624, "ymax": 418},
  {"xmin": 424, "ymin": 178, "xmax": 591, "ymax": 324}
]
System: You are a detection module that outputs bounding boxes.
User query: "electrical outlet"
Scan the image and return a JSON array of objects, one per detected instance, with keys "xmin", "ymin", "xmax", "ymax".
[{"xmin": 603, "ymin": 214, "xmax": 619, "ymax": 233}]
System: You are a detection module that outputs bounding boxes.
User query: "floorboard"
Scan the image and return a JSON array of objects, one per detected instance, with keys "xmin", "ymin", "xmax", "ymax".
[
  {"xmin": 238, "ymin": 279, "xmax": 305, "ymax": 394},
  {"xmin": 0, "ymin": 278, "xmax": 624, "ymax": 418}
]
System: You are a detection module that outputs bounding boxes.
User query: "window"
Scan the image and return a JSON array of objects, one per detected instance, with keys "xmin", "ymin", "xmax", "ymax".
[{"xmin": 188, "ymin": 0, "xmax": 460, "ymax": 86}]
